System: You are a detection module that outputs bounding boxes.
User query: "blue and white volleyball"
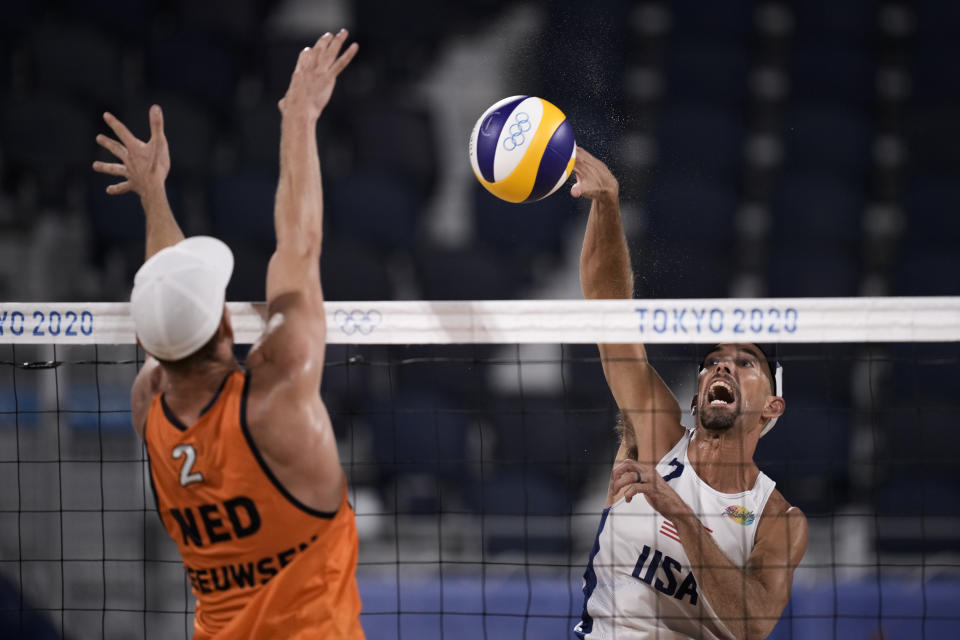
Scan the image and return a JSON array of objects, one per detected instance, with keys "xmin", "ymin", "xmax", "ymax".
[{"xmin": 468, "ymin": 96, "xmax": 576, "ymax": 204}]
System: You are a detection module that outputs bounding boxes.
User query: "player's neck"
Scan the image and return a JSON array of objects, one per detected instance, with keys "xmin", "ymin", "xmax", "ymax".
[
  {"xmin": 688, "ymin": 428, "xmax": 759, "ymax": 494},
  {"xmin": 162, "ymin": 356, "xmax": 239, "ymax": 405}
]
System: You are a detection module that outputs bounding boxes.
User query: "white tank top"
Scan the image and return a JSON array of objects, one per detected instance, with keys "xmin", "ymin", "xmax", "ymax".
[{"xmin": 575, "ymin": 430, "xmax": 776, "ymax": 640}]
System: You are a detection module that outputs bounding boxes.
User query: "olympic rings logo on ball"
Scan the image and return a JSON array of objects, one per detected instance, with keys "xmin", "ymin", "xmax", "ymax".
[
  {"xmin": 502, "ymin": 112, "xmax": 532, "ymax": 151},
  {"xmin": 334, "ymin": 309, "xmax": 382, "ymax": 335}
]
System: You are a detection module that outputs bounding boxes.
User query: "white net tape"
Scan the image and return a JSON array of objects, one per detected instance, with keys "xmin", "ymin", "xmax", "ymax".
[{"xmin": 0, "ymin": 297, "xmax": 958, "ymax": 345}]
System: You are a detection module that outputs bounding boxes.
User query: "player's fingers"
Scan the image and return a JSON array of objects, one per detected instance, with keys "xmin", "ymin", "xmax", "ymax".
[
  {"xmin": 330, "ymin": 41, "xmax": 358, "ymax": 75},
  {"xmin": 95, "ymin": 134, "xmax": 127, "ymax": 159},
  {"xmin": 610, "ymin": 459, "xmax": 636, "ymax": 481},
  {"xmin": 148, "ymin": 105, "xmax": 165, "ymax": 141},
  {"xmin": 311, "ymin": 32, "xmax": 334, "ymax": 65},
  {"xmin": 319, "ymin": 30, "xmax": 348, "ymax": 64},
  {"xmin": 295, "ymin": 46, "xmax": 312, "ymax": 72},
  {"xmin": 613, "ymin": 464, "xmax": 652, "ymax": 494},
  {"xmin": 103, "ymin": 112, "xmax": 139, "ymax": 148},
  {"xmin": 570, "ymin": 173, "xmax": 583, "ymax": 198},
  {"xmin": 573, "ymin": 154, "xmax": 590, "ymax": 173},
  {"xmin": 573, "ymin": 161, "xmax": 597, "ymax": 189},
  {"xmin": 625, "ymin": 481, "xmax": 655, "ymax": 503},
  {"xmin": 611, "ymin": 463, "xmax": 635, "ymax": 489},
  {"xmin": 92, "ymin": 161, "xmax": 127, "ymax": 177},
  {"xmin": 612, "ymin": 472, "xmax": 639, "ymax": 495},
  {"xmin": 615, "ymin": 458, "xmax": 647, "ymax": 475},
  {"xmin": 613, "ymin": 458, "xmax": 641, "ymax": 473},
  {"xmin": 105, "ymin": 181, "xmax": 131, "ymax": 195}
]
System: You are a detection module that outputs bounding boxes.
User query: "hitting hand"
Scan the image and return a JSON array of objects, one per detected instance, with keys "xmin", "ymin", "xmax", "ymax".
[{"xmin": 570, "ymin": 146, "xmax": 619, "ymax": 205}]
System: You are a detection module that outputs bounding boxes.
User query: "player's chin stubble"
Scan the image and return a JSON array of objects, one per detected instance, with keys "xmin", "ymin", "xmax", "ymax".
[{"xmin": 700, "ymin": 405, "xmax": 737, "ymax": 432}]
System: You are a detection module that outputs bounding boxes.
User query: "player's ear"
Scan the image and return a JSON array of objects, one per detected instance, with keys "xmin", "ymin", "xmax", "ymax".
[
  {"xmin": 762, "ymin": 396, "xmax": 785, "ymax": 420},
  {"xmin": 690, "ymin": 395, "xmax": 698, "ymax": 416}
]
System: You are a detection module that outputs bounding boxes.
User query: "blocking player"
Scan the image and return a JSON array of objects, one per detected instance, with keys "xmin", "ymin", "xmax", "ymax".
[
  {"xmin": 571, "ymin": 147, "xmax": 808, "ymax": 639},
  {"xmin": 93, "ymin": 31, "xmax": 363, "ymax": 638}
]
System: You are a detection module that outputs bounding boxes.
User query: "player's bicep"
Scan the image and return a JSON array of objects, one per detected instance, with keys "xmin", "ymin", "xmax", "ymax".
[
  {"xmin": 748, "ymin": 505, "xmax": 809, "ymax": 613},
  {"xmin": 598, "ymin": 342, "xmax": 684, "ymax": 464}
]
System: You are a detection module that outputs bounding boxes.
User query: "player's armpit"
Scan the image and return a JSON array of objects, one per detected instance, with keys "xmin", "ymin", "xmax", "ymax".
[{"xmin": 598, "ymin": 342, "xmax": 685, "ymax": 465}]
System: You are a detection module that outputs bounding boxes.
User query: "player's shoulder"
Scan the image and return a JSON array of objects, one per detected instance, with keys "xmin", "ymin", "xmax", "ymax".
[
  {"xmin": 763, "ymin": 489, "xmax": 807, "ymax": 522},
  {"xmin": 758, "ymin": 489, "xmax": 809, "ymax": 553},
  {"xmin": 247, "ymin": 291, "xmax": 324, "ymax": 371}
]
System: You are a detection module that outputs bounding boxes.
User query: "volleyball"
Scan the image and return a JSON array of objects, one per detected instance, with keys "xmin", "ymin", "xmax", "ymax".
[{"xmin": 468, "ymin": 95, "xmax": 576, "ymax": 203}]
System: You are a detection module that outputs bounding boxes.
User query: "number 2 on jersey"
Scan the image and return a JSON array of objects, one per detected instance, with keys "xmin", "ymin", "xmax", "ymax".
[
  {"xmin": 662, "ymin": 457, "xmax": 684, "ymax": 482},
  {"xmin": 172, "ymin": 444, "xmax": 204, "ymax": 486}
]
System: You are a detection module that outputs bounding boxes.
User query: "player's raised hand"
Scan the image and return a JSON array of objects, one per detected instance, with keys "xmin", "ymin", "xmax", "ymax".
[
  {"xmin": 92, "ymin": 106, "xmax": 169, "ymax": 199},
  {"xmin": 279, "ymin": 29, "xmax": 358, "ymax": 120},
  {"xmin": 570, "ymin": 146, "xmax": 619, "ymax": 205}
]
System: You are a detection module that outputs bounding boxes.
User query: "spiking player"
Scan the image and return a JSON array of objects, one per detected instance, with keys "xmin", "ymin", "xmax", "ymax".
[
  {"xmin": 93, "ymin": 31, "xmax": 363, "ymax": 638},
  {"xmin": 570, "ymin": 147, "xmax": 808, "ymax": 639}
]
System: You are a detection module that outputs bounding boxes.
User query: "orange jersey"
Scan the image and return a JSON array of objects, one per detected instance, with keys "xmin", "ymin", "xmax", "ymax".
[{"xmin": 144, "ymin": 370, "xmax": 364, "ymax": 639}]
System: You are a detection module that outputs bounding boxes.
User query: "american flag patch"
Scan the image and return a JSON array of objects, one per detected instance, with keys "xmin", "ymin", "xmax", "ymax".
[{"xmin": 660, "ymin": 520, "xmax": 712, "ymax": 543}]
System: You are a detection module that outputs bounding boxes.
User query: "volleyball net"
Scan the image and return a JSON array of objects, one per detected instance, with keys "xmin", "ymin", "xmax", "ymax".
[{"xmin": 2, "ymin": 298, "xmax": 959, "ymax": 639}]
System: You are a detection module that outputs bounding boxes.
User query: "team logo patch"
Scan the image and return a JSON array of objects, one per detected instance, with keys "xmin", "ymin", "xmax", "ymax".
[{"xmin": 724, "ymin": 506, "xmax": 755, "ymax": 525}]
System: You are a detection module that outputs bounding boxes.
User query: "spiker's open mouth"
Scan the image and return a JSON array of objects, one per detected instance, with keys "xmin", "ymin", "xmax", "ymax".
[{"xmin": 707, "ymin": 380, "xmax": 736, "ymax": 405}]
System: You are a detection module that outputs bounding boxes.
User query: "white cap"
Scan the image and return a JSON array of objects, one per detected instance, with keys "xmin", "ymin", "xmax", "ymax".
[{"xmin": 130, "ymin": 236, "xmax": 234, "ymax": 361}]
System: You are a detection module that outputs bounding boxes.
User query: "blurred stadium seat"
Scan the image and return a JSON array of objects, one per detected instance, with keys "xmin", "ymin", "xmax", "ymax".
[
  {"xmin": 327, "ymin": 171, "xmax": 422, "ymax": 250},
  {"xmin": 789, "ymin": 0, "xmax": 876, "ymax": 43},
  {"xmin": 891, "ymin": 250, "xmax": 960, "ymax": 296},
  {"xmin": 901, "ymin": 176, "xmax": 960, "ymax": 250},
  {"xmin": 30, "ymin": 23, "xmax": 122, "ymax": 108},
  {"xmin": 769, "ymin": 247, "xmax": 860, "ymax": 298},
  {"xmin": 781, "ymin": 105, "xmax": 872, "ymax": 179},
  {"xmin": 788, "ymin": 44, "xmax": 874, "ymax": 108},
  {"xmin": 472, "ymin": 184, "xmax": 577, "ymax": 257},
  {"xmin": 321, "ymin": 241, "xmax": 395, "ymax": 301},
  {"xmin": 146, "ymin": 32, "xmax": 240, "ymax": 115},
  {"xmin": 368, "ymin": 388, "xmax": 470, "ymax": 513},
  {"xmin": 770, "ymin": 173, "xmax": 865, "ymax": 249},
  {"xmin": 2, "ymin": 95, "xmax": 94, "ymax": 177},
  {"xmin": 208, "ymin": 170, "xmax": 276, "ymax": 242},
  {"xmin": 756, "ymin": 393, "xmax": 852, "ymax": 514},
  {"xmin": 415, "ymin": 246, "xmax": 529, "ymax": 300},
  {"xmin": 663, "ymin": 41, "xmax": 749, "ymax": 107}
]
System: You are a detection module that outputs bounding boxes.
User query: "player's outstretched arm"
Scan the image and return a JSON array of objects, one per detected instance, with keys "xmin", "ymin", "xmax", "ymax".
[
  {"xmin": 93, "ymin": 106, "xmax": 184, "ymax": 260},
  {"xmin": 245, "ymin": 31, "xmax": 357, "ymax": 513},
  {"xmin": 611, "ymin": 461, "xmax": 809, "ymax": 639},
  {"xmin": 574, "ymin": 148, "xmax": 683, "ymax": 470},
  {"xmin": 94, "ymin": 106, "xmax": 183, "ymax": 437},
  {"xmin": 257, "ymin": 29, "xmax": 357, "ymax": 378}
]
